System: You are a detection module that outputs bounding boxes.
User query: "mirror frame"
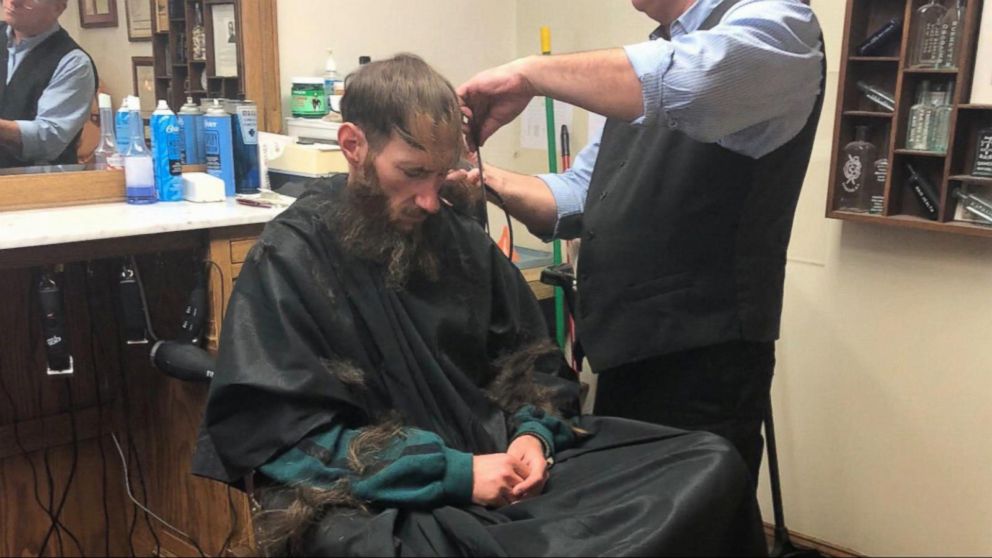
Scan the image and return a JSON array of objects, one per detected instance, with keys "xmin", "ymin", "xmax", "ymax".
[{"xmin": 0, "ymin": 0, "xmax": 281, "ymax": 212}]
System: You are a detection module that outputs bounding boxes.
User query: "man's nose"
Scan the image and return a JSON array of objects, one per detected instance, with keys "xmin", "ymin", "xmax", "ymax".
[{"xmin": 414, "ymin": 191, "xmax": 441, "ymax": 214}]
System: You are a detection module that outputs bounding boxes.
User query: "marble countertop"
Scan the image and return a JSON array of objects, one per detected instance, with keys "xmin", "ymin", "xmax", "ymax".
[{"xmin": 0, "ymin": 199, "xmax": 286, "ymax": 250}]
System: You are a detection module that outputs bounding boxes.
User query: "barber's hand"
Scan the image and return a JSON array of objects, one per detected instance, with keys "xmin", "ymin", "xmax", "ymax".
[
  {"xmin": 471, "ymin": 453, "xmax": 528, "ymax": 508},
  {"xmin": 506, "ymin": 435, "xmax": 549, "ymax": 502},
  {"xmin": 457, "ymin": 58, "xmax": 537, "ymax": 149}
]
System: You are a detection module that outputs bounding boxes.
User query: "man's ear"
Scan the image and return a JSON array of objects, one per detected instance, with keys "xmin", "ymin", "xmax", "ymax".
[{"xmin": 337, "ymin": 123, "xmax": 368, "ymax": 171}]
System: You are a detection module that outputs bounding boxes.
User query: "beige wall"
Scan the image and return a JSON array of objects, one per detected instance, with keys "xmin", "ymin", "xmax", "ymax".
[
  {"xmin": 61, "ymin": 0, "xmax": 153, "ymax": 106},
  {"xmin": 512, "ymin": 0, "xmax": 992, "ymax": 555}
]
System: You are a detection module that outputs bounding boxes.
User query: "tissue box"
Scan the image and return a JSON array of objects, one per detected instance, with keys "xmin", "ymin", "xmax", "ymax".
[{"xmin": 183, "ymin": 172, "xmax": 226, "ymax": 202}]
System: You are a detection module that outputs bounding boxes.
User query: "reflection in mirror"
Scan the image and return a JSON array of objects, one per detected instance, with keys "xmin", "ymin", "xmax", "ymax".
[{"xmin": 1, "ymin": 0, "xmax": 97, "ymax": 171}]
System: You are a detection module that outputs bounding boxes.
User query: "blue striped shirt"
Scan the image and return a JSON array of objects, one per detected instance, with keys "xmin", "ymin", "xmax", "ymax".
[
  {"xmin": 538, "ymin": 0, "xmax": 823, "ymax": 238},
  {"xmin": 5, "ymin": 23, "xmax": 95, "ymax": 164}
]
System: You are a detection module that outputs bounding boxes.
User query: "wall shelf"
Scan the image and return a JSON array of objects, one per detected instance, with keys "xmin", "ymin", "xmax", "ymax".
[{"xmin": 827, "ymin": 0, "xmax": 992, "ymax": 238}]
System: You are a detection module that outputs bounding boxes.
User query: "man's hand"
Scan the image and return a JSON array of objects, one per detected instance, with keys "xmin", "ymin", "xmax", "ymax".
[
  {"xmin": 457, "ymin": 57, "xmax": 537, "ymax": 149},
  {"xmin": 471, "ymin": 453, "xmax": 529, "ymax": 508},
  {"xmin": 506, "ymin": 435, "xmax": 549, "ymax": 502}
]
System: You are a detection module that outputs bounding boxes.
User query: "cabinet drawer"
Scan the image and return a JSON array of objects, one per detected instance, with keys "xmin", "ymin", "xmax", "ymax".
[{"xmin": 230, "ymin": 238, "xmax": 257, "ymax": 264}]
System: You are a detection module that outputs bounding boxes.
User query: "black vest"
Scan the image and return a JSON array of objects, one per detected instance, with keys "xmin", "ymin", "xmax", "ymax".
[
  {"xmin": 576, "ymin": 10, "xmax": 826, "ymax": 372},
  {"xmin": 0, "ymin": 23, "xmax": 97, "ymax": 168}
]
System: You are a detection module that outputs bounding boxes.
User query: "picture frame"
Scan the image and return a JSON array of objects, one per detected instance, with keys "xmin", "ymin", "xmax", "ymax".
[
  {"xmin": 209, "ymin": 2, "xmax": 239, "ymax": 78},
  {"xmin": 78, "ymin": 0, "xmax": 118, "ymax": 28},
  {"xmin": 131, "ymin": 56, "xmax": 156, "ymax": 118},
  {"xmin": 153, "ymin": 0, "xmax": 170, "ymax": 34},
  {"xmin": 970, "ymin": 0, "xmax": 992, "ymax": 104},
  {"xmin": 125, "ymin": 0, "xmax": 153, "ymax": 42}
]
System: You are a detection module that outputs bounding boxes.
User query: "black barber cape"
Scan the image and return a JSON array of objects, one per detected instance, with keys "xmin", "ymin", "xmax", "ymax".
[{"xmin": 192, "ymin": 175, "xmax": 766, "ymax": 556}]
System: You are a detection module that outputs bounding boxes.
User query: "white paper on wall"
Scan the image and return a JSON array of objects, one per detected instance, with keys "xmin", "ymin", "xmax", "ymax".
[
  {"xmin": 970, "ymin": 2, "xmax": 992, "ymax": 104},
  {"xmin": 520, "ymin": 98, "xmax": 574, "ymax": 150},
  {"xmin": 587, "ymin": 112, "xmax": 607, "ymax": 145}
]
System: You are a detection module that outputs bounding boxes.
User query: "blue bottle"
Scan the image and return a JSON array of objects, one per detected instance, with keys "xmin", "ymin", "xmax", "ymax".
[
  {"xmin": 227, "ymin": 99, "xmax": 260, "ymax": 194},
  {"xmin": 124, "ymin": 98, "xmax": 156, "ymax": 204},
  {"xmin": 179, "ymin": 97, "xmax": 205, "ymax": 165},
  {"xmin": 203, "ymin": 99, "xmax": 235, "ymax": 196},
  {"xmin": 151, "ymin": 100, "xmax": 184, "ymax": 202},
  {"xmin": 114, "ymin": 96, "xmax": 132, "ymax": 154}
]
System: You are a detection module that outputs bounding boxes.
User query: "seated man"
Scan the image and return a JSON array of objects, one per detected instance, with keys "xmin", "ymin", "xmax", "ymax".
[
  {"xmin": 1, "ymin": 0, "xmax": 97, "ymax": 168},
  {"xmin": 193, "ymin": 54, "xmax": 765, "ymax": 557}
]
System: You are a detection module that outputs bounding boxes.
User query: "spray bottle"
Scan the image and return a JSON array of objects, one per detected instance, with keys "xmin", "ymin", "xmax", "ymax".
[{"xmin": 124, "ymin": 97, "xmax": 156, "ymax": 204}]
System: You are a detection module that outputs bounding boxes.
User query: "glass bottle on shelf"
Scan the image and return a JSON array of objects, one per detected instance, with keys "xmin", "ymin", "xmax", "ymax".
[
  {"xmin": 906, "ymin": 80, "xmax": 935, "ymax": 150},
  {"xmin": 973, "ymin": 126, "xmax": 992, "ymax": 177},
  {"xmin": 837, "ymin": 125, "xmax": 877, "ymax": 212},
  {"xmin": 938, "ymin": 0, "xmax": 965, "ymax": 68},
  {"xmin": 191, "ymin": 3, "xmax": 207, "ymax": 61},
  {"xmin": 929, "ymin": 83, "xmax": 954, "ymax": 153},
  {"xmin": 909, "ymin": 0, "xmax": 948, "ymax": 68}
]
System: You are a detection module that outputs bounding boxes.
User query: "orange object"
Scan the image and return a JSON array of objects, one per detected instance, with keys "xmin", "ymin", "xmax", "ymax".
[{"xmin": 497, "ymin": 226, "xmax": 518, "ymax": 261}]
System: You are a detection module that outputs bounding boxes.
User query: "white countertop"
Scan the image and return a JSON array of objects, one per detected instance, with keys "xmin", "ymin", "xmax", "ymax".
[{"xmin": 0, "ymin": 198, "xmax": 285, "ymax": 250}]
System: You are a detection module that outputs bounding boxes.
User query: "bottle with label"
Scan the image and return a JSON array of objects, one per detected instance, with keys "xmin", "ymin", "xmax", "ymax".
[
  {"xmin": 151, "ymin": 100, "xmax": 184, "ymax": 201},
  {"xmin": 972, "ymin": 126, "xmax": 992, "ymax": 177},
  {"xmin": 93, "ymin": 93, "xmax": 123, "ymax": 170},
  {"xmin": 938, "ymin": 0, "xmax": 965, "ymax": 68},
  {"xmin": 191, "ymin": 3, "xmax": 207, "ymax": 60},
  {"xmin": 179, "ymin": 97, "xmax": 205, "ymax": 164},
  {"xmin": 227, "ymin": 99, "xmax": 260, "ymax": 194},
  {"xmin": 115, "ymin": 96, "xmax": 132, "ymax": 154},
  {"xmin": 929, "ymin": 82, "xmax": 954, "ymax": 153},
  {"xmin": 124, "ymin": 98, "xmax": 156, "ymax": 204},
  {"xmin": 869, "ymin": 156, "xmax": 888, "ymax": 214},
  {"xmin": 204, "ymin": 99, "xmax": 235, "ymax": 196},
  {"xmin": 836, "ymin": 125, "xmax": 877, "ymax": 212},
  {"xmin": 909, "ymin": 0, "xmax": 948, "ymax": 68},
  {"xmin": 907, "ymin": 80, "xmax": 936, "ymax": 150}
]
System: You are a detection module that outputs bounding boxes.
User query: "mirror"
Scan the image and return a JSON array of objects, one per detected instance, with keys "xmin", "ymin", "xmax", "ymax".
[
  {"xmin": 0, "ymin": 0, "xmax": 152, "ymax": 175},
  {"xmin": 0, "ymin": 0, "xmax": 280, "ymax": 211}
]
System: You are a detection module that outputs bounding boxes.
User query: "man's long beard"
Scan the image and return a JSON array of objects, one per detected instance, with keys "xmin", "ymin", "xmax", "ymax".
[{"xmin": 327, "ymin": 167, "xmax": 441, "ymax": 290}]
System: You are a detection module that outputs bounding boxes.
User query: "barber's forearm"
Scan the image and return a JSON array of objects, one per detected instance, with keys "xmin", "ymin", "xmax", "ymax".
[
  {"xmin": 0, "ymin": 119, "xmax": 23, "ymax": 155},
  {"xmin": 483, "ymin": 165, "xmax": 558, "ymax": 238},
  {"xmin": 517, "ymin": 50, "xmax": 644, "ymax": 122}
]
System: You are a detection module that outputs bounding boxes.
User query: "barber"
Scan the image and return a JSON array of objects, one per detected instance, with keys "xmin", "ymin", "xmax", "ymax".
[
  {"xmin": 458, "ymin": 0, "xmax": 824, "ymax": 486},
  {"xmin": 1, "ymin": 0, "xmax": 97, "ymax": 168}
]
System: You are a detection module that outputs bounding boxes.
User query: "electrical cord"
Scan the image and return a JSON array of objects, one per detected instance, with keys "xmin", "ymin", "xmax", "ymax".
[
  {"xmin": 84, "ymin": 263, "xmax": 114, "ymax": 556},
  {"xmin": 37, "ymin": 380, "xmax": 82, "ymax": 557},
  {"xmin": 113, "ymin": 263, "xmax": 162, "ymax": 557},
  {"xmin": 110, "ymin": 433, "xmax": 207, "ymax": 557}
]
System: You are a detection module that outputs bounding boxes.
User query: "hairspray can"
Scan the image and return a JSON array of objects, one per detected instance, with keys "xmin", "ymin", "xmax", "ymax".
[
  {"xmin": 203, "ymin": 99, "xmax": 235, "ymax": 196},
  {"xmin": 227, "ymin": 99, "xmax": 260, "ymax": 194},
  {"xmin": 178, "ymin": 97, "xmax": 205, "ymax": 165},
  {"xmin": 151, "ymin": 100, "xmax": 183, "ymax": 201}
]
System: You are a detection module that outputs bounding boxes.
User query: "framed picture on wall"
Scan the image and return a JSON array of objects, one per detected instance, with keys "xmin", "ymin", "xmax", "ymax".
[
  {"xmin": 78, "ymin": 0, "xmax": 118, "ymax": 28},
  {"xmin": 970, "ymin": 0, "xmax": 992, "ymax": 104},
  {"xmin": 209, "ymin": 2, "xmax": 239, "ymax": 77},
  {"xmin": 153, "ymin": 0, "xmax": 170, "ymax": 34},
  {"xmin": 132, "ymin": 56, "xmax": 156, "ymax": 118},
  {"xmin": 125, "ymin": 0, "xmax": 153, "ymax": 41}
]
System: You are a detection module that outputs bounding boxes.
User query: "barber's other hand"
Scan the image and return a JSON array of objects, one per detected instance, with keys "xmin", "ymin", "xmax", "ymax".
[
  {"xmin": 457, "ymin": 58, "xmax": 537, "ymax": 149},
  {"xmin": 471, "ymin": 453, "xmax": 528, "ymax": 508},
  {"xmin": 506, "ymin": 435, "xmax": 549, "ymax": 502}
]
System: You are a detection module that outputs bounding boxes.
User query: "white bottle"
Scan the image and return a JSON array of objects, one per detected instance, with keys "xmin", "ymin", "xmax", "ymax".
[{"xmin": 323, "ymin": 49, "xmax": 339, "ymax": 104}]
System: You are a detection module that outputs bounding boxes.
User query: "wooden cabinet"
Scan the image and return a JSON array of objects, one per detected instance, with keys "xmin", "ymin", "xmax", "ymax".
[
  {"xmin": 153, "ymin": 0, "xmax": 244, "ymax": 112},
  {"xmin": 828, "ymin": 0, "xmax": 992, "ymax": 237}
]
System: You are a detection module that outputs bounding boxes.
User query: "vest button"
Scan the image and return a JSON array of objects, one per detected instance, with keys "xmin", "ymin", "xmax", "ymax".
[
  {"xmin": 600, "ymin": 190, "xmax": 608, "ymax": 200},
  {"xmin": 587, "ymin": 229, "xmax": 596, "ymax": 240},
  {"xmin": 619, "ymin": 160, "xmax": 626, "ymax": 168}
]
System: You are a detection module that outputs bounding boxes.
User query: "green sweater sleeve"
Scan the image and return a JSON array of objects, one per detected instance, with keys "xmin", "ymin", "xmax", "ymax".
[
  {"xmin": 258, "ymin": 422, "xmax": 473, "ymax": 508},
  {"xmin": 509, "ymin": 404, "xmax": 578, "ymax": 457}
]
